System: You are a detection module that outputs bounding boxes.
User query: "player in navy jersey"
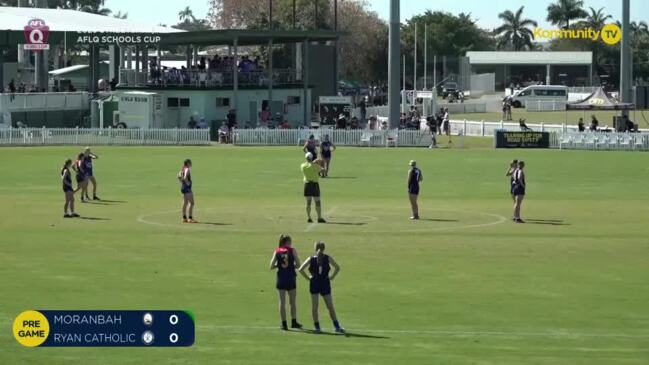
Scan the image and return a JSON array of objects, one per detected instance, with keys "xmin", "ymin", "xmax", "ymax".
[
  {"xmin": 298, "ymin": 241, "xmax": 343, "ymax": 333},
  {"xmin": 83, "ymin": 147, "xmax": 100, "ymax": 200},
  {"xmin": 303, "ymin": 134, "xmax": 318, "ymax": 160},
  {"xmin": 269, "ymin": 234, "xmax": 303, "ymax": 330},
  {"xmin": 319, "ymin": 135, "xmax": 335, "ymax": 178},
  {"xmin": 61, "ymin": 159, "xmax": 79, "ymax": 218},
  {"xmin": 407, "ymin": 160, "xmax": 423, "ymax": 220},
  {"xmin": 505, "ymin": 159, "xmax": 518, "ymax": 202},
  {"xmin": 72, "ymin": 153, "xmax": 89, "ymax": 202},
  {"xmin": 512, "ymin": 161, "xmax": 526, "ymax": 223},
  {"xmin": 178, "ymin": 159, "xmax": 196, "ymax": 223}
]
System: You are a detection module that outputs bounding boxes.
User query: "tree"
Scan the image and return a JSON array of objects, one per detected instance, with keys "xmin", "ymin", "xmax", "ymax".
[
  {"xmin": 494, "ymin": 6, "xmax": 538, "ymax": 51},
  {"xmin": 546, "ymin": 0, "xmax": 588, "ymax": 29},
  {"xmin": 178, "ymin": 6, "xmax": 196, "ymax": 22},
  {"xmin": 47, "ymin": 0, "xmax": 113, "ymax": 16},
  {"xmin": 113, "ymin": 10, "xmax": 128, "ymax": 19}
]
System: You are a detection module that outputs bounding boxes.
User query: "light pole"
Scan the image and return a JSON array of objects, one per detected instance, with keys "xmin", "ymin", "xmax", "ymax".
[{"xmin": 388, "ymin": 0, "xmax": 401, "ymax": 128}]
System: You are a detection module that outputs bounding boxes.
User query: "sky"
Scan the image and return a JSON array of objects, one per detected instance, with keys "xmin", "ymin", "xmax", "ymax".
[{"xmin": 105, "ymin": 0, "xmax": 648, "ymax": 29}]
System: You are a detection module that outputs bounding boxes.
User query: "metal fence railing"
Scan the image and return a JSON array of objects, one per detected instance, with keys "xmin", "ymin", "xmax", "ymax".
[
  {"xmin": 551, "ymin": 131, "xmax": 649, "ymax": 151},
  {"xmin": 525, "ymin": 99, "xmax": 568, "ymax": 111},
  {"xmin": 0, "ymin": 127, "xmax": 211, "ymax": 146}
]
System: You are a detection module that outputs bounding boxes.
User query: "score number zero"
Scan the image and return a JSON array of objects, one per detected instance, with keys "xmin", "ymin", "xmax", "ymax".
[{"xmin": 169, "ymin": 314, "xmax": 178, "ymax": 344}]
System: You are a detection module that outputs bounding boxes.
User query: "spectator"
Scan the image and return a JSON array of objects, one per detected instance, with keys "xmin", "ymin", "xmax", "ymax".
[
  {"xmin": 226, "ymin": 109, "xmax": 237, "ymax": 129},
  {"xmin": 109, "ymin": 78, "xmax": 118, "ymax": 91},
  {"xmin": 279, "ymin": 120, "xmax": 291, "ymax": 129},
  {"xmin": 577, "ymin": 117, "xmax": 585, "ymax": 132},
  {"xmin": 8, "ymin": 79, "xmax": 16, "ymax": 101},
  {"xmin": 336, "ymin": 116, "xmax": 347, "ymax": 129},
  {"xmin": 218, "ymin": 122, "xmax": 230, "ymax": 143},
  {"xmin": 379, "ymin": 120, "xmax": 389, "ymax": 131},
  {"xmin": 67, "ymin": 84, "xmax": 76, "ymax": 92},
  {"xmin": 590, "ymin": 115, "xmax": 599, "ymax": 131},
  {"xmin": 197, "ymin": 117, "xmax": 208, "ymax": 129},
  {"xmin": 359, "ymin": 98, "xmax": 367, "ymax": 124},
  {"xmin": 350, "ymin": 116, "xmax": 359, "ymax": 129},
  {"xmin": 368, "ymin": 115, "xmax": 378, "ymax": 130},
  {"xmin": 442, "ymin": 108, "xmax": 450, "ymax": 135},
  {"xmin": 187, "ymin": 116, "xmax": 197, "ymax": 129}
]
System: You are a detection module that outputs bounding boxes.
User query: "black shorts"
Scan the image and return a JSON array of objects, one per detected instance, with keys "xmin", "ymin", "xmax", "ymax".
[
  {"xmin": 181, "ymin": 185, "xmax": 192, "ymax": 194},
  {"xmin": 513, "ymin": 185, "xmax": 526, "ymax": 196},
  {"xmin": 309, "ymin": 278, "xmax": 331, "ymax": 296},
  {"xmin": 76, "ymin": 174, "xmax": 86, "ymax": 183},
  {"xmin": 304, "ymin": 182, "xmax": 320, "ymax": 197},
  {"xmin": 276, "ymin": 275, "xmax": 296, "ymax": 291},
  {"xmin": 63, "ymin": 186, "xmax": 73, "ymax": 193},
  {"xmin": 322, "ymin": 153, "xmax": 332, "ymax": 160},
  {"xmin": 408, "ymin": 185, "xmax": 420, "ymax": 195}
]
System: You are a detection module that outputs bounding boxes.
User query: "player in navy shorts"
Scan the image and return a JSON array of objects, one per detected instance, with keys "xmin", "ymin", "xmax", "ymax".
[
  {"xmin": 407, "ymin": 160, "xmax": 423, "ymax": 220},
  {"xmin": 177, "ymin": 159, "xmax": 196, "ymax": 223},
  {"xmin": 61, "ymin": 159, "xmax": 79, "ymax": 218},
  {"xmin": 506, "ymin": 159, "xmax": 518, "ymax": 202},
  {"xmin": 269, "ymin": 234, "xmax": 303, "ymax": 330},
  {"xmin": 83, "ymin": 147, "xmax": 100, "ymax": 200},
  {"xmin": 319, "ymin": 135, "xmax": 335, "ymax": 177},
  {"xmin": 512, "ymin": 161, "xmax": 526, "ymax": 223},
  {"xmin": 298, "ymin": 241, "xmax": 344, "ymax": 333},
  {"xmin": 72, "ymin": 153, "xmax": 89, "ymax": 202},
  {"xmin": 303, "ymin": 134, "xmax": 318, "ymax": 160}
]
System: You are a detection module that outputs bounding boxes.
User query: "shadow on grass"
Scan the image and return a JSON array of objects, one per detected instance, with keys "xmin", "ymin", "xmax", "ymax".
[
  {"xmin": 526, "ymin": 219, "xmax": 570, "ymax": 226},
  {"xmin": 324, "ymin": 176, "xmax": 358, "ymax": 180},
  {"xmin": 97, "ymin": 199, "xmax": 128, "ymax": 204},
  {"xmin": 419, "ymin": 218, "xmax": 459, "ymax": 222},
  {"xmin": 195, "ymin": 222, "xmax": 233, "ymax": 226},
  {"xmin": 78, "ymin": 216, "xmax": 111, "ymax": 221},
  {"xmin": 302, "ymin": 329, "xmax": 390, "ymax": 339},
  {"xmin": 325, "ymin": 222, "xmax": 367, "ymax": 226}
]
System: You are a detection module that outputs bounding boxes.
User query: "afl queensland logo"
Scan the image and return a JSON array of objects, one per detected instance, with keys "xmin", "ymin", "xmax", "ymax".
[{"xmin": 24, "ymin": 18, "xmax": 50, "ymax": 50}]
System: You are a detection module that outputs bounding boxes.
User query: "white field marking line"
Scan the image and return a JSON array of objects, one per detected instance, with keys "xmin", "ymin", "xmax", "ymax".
[
  {"xmin": 196, "ymin": 324, "xmax": 649, "ymax": 340},
  {"xmin": 305, "ymin": 206, "xmax": 338, "ymax": 232}
]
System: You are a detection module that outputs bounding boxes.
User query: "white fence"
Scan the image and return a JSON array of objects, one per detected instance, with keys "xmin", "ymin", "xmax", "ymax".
[
  {"xmin": 0, "ymin": 127, "xmax": 211, "ymax": 146},
  {"xmin": 552, "ymin": 131, "xmax": 649, "ymax": 151},
  {"xmin": 525, "ymin": 99, "xmax": 568, "ymax": 111}
]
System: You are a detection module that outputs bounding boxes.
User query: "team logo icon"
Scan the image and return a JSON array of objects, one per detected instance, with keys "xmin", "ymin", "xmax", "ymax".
[{"xmin": 24, "ymin": 18, "xmax": 50, "ymax": 50}]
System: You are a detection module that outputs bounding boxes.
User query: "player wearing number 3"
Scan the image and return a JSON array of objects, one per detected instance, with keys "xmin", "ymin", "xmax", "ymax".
[{"xmin": 269, "ymin": 234, "xmax": 303, "ymax": 331}]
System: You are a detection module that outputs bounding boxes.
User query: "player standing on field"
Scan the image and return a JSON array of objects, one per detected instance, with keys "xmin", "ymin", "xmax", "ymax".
[
  {"xmin": 303, "ymin": 134, "xmax": 318, "ymax": 160},
  {"xmin": 319, "ymin": 135, "xmax": 335, "ymax": 178},
  {"xmin": 301, "ymin": 153, "xmax": 326, "ymax": 223},
  {"xmin": 82, "ymin": 147, "xmax": 100, "ymax": 201},
  {"xmin": 178, "ymin": 159, "xmax": 196, "ymax": 223},
  {"xmin": 512, "ymin": 161, "xmax": 526, "ymax": 223},
  {"xmin": 298, "ymin": 241, "xmax": 344, "ymax": 333},
  {"xmin": 506, "ymin": 159, "xmax": 518, "ymax": 202},
  {"xmin": 61, "ymin": 159, "xmax": 79, "ymax": 218},
  {"xmin": 408, "ymin": 160, "xmax": 423, "ymax": 220},
  {"xmin": 269, "ymin": 234, "xmax": 303, "ymax": 331}
]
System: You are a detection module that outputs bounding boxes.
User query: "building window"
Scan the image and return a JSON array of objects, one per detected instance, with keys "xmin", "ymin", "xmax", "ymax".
[
  {"xmin": 287, "ymin": 96, "xmax": 301, "ymax": 105},
  {"xmin": 180, "ymin": 98, "xmax": 190, "ymax": 107},
  {"xmin": 216, "ymin": 97, "xmax": 230, "ymax": 107},
  {"xmin": 167, "ymin": 98, "xmax": 179, "ymax": 107}
]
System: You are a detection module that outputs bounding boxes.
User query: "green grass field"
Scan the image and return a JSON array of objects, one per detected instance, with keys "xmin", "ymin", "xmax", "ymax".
[{"xmin": 1, "ymin": 145, "xmax": 648, "ymax": 364}]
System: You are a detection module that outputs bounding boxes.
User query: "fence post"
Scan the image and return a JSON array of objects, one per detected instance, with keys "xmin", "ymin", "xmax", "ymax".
[
  {"xmin": 481, "ymin": 120, "xmax": 485, "ymax": 136},
  {"xmin": 141, "ymin": 129, "xmax": 145, "ymax": 145},
  {"xmin": 8, "ymin": 126, "xmax": 12, "ymax": 145},
  {"xmin": 540, "ymin": 123, "xmax": 544, "ymax": 132},
  {"xmin": 562, "ymin": 123, "xmax": 566, "ymax": 132},
  {"xmin": 175, "ymin": 128, "xmax": 179, "ymax": 145},
  {"xmin": 41, "ymin": 126, "xmax": 45, "ymax": 144},
  {"xmin": 75, "ymin": 126, "xmax": 79, "ymax": 145},
  {"xmin": 500, "ymin": 120, "xmax": 504, "ymax": 130},
  {"xmin": 463, "ymin": 119, "xmax": 467, "ymax": 136}
]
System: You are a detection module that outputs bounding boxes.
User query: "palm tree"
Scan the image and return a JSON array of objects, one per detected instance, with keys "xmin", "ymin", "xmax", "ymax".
[
  {"xmin": 584, "ymin": 7, "xmax": 611, "ymax": 30},
  {"xmin": 113, "ymin": 11, "xmax": 128, "ymax": 19},
  {"xmin": 495, "ymin": 6, "xmax": 538, "ymax": 51},
  {"xmin": 547, "ymin": 0, "xmax": 588, "ymax": 29},
  {"xmin": 178, "ymin": 6, "xmax": 196, "ymax": 22}
]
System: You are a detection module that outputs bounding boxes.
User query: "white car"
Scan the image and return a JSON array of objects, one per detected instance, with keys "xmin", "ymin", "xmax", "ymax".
[{"xmin": 510, "ymin": 85, "xmax": 568, "ymax": 108}]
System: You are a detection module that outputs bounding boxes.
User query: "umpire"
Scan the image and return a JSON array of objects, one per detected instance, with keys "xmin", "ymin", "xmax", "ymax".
[{"xmin": 301, "ymin": 153, "xmax": 326, "ymax": 223}]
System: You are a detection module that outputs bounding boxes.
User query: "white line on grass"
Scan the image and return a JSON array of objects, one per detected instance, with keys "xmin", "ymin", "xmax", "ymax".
[{"xmin": 196, "ymin": 324, "xmax": 649, "ymax": 340}]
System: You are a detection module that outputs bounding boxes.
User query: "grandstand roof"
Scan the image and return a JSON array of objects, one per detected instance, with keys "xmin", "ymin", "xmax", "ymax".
[
  {"xmin": 0, "ymin": 6, "xmax": 179, "ymax": 33},
  {"xmin": 466, "ymin": 51, "xmax": 592, "ymax": 65},
  {"xmin": 160, "ymin": 29, "xmax": 342, "ymax": 46}
]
